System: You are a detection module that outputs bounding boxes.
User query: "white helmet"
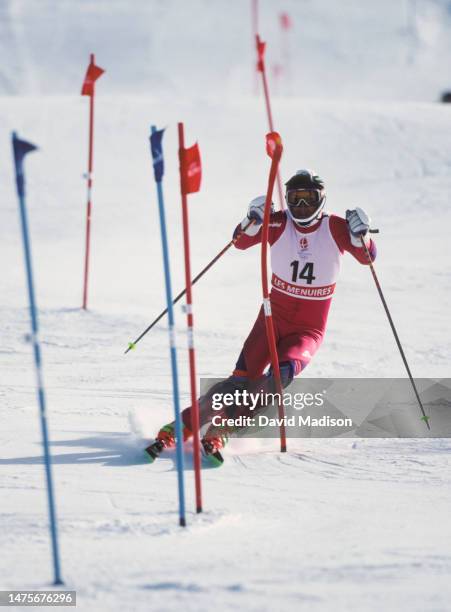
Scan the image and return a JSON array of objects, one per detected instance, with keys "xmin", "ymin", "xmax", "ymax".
[{"xmin": 285, "ymin": 169, "xmax": 326, "ymax": 227}]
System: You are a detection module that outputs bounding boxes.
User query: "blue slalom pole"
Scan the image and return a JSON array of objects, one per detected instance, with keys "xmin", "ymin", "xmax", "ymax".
[
  {"xmin": 11, "ymin": 133, "xmax": 63, "ymax": 584},
  {"xmin": 149, "ymin": 126, "xmax": 187, "ymax": 527}
]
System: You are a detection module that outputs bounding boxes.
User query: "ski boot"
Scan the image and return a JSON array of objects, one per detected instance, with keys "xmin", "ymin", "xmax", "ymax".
[
  {"xmin": 201, "ymin": 433, "xmax": 228, "ymax": 467},
  {"xmin": 144, "ymin": 422, "xmax": 191, "ymax": 463}
]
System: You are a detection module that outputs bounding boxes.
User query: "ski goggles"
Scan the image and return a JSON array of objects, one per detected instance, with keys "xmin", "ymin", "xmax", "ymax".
[{"xmin": 286, "ymin": 188, "xmax": 323, "ymax": 207}]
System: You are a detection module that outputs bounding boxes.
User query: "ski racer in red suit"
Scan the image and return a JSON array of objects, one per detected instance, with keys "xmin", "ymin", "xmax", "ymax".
[{"xmin": 146, "ymin": 169, "xmax": 376, "ymax": 464}]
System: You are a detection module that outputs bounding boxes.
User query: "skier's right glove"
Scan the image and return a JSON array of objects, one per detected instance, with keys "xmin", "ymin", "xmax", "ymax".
[{"xmin": 240, "ymin": 196, "xmax": 275, "ymax": 236}]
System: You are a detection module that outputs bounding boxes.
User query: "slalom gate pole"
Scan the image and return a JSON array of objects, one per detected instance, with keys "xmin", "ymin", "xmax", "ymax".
[
  {"xmin": 251, "ymin": 0, "xmax": 259, "ymax": 95},
  {"xmin": 279, "ymin": 12, "xmax": 293, "ymax": 96},
  {"xmin": 261, "ymin": 132, "xmax": 287, "ymax": 452},
  {"xmin": 178, "ymin": 122, "xmax": 203, "ymax": 513},
  {"xmin": 82, "ymin": 79, "xmax": 94, "ymax": 309},
  {"xmin": 124, "ymin": 219, "xmax": 255, "ymax": 354},
  {"xmin": 150, "ymin": 126, "xmax": 187, "ymax": 527},
  {"xmin": 360, "ymin": 236, "xmax": 431, "ymax": 429},
  {"xmin": 256, "ymin": 35, "xmax": 284, "ymax": 210},
  {"xmin": 12, "ymin": 132, "xmax": 64, "ymax": 585},
  {"xmin": 81, "ymin": 53, "xmax": 104, "ymax": 310}
]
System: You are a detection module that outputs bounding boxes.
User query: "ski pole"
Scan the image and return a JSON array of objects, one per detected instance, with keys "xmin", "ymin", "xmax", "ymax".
[
  {"xmin": 360, "ymin": 235, "xmax": 430, "ymax": 429},
  {"xmin": 125, "ymin": 219, "xmax": 255, "ymax": 354}
]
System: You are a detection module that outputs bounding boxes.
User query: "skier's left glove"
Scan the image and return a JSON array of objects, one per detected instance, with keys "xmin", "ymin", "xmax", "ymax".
[{"xmin": 346, "ymin": 207, "xmax": 371, "ymax": 247}]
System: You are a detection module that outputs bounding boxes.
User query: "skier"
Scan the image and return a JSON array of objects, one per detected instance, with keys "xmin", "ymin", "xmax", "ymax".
[{"xmin": 146, "ymin": 169, "xmax": 376, "ymax": 464}]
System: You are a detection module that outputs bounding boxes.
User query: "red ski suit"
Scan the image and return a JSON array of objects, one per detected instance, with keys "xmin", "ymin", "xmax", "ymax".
[
  {"xmin": 232, "ymin": 211, "xmax": 377, "ymax": 379},
  {"xmin": 180, "ymin": 211, "xmax": 376, "ymax": 432}
]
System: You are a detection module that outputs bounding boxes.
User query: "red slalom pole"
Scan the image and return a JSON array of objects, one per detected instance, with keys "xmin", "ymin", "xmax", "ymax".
[
  {"xmin": 178, "ymin": 122, "xmax": 203, "ymax": 513},
  {"xmin": 82, "ymin": 89, "xmax": 94, "ymax": 310},
  {"xmin": 251, "ymin": 0, "xmax": 259, "ymax": 95},
  {"xmin": 256, "ymin": 35, "xmax": 285, "ymax": 210},
  {"xmin": 279, "ymin": 12, "xmax": 293, "ymax": 96},
  {"xmin": 81, "ymin": 53, "xmax": 104, "ymax": 310},
  {"xmin": 261, "ymin": 132, "xmax": 287, "ymax": 452}
]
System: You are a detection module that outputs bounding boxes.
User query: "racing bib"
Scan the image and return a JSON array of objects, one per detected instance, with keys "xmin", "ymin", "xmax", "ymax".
[{"xmin": 270, "ymin": 216, "xmax": 341, "ymax": 300}]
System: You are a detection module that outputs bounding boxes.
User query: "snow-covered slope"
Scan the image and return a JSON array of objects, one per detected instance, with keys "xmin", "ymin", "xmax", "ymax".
[
  {"xmin": 2, "ymin": 0, "xmax": 451, "ymax": 101},
  {"xmin": 2, "ymin": 96, "xmax": 450, "ymax": 376},
  {"xmin": 1, "ymin": 1, "xmax": 451, "ymax": 611}
]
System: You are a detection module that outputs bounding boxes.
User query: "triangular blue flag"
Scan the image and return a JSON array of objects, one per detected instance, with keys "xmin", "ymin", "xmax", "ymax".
[
  {"xmin": 150, "ymin": 128, "xmax": 165, "ymax": 183},
  {"xmin": 12, "ymin": 132, "xmax": 38, "ymax": 198},
  {"xmin": 12, "ymin": 132, "xmax": 37, "ymax": 171}
]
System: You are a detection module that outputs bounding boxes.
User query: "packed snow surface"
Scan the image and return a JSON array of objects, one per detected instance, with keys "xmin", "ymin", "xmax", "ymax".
[{"xmin": 1, "ymin": 1, "xmax": 451, "ymax": 611}]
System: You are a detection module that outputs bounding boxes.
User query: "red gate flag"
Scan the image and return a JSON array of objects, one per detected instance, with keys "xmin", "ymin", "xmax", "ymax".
[
  {"xmin": 180, "ymin": 143, "xmax": 202, "ymax": 195},
  {"xmin": 280, "ymin": 12, "xmax": 292, "ymax": 30},
  {"xmin": 81, "ymin": 52, "xmax": 104, "ymax": 310},
  {"xmin": 81, "ymin": 55, "xmax": 105, "ymax": 96},
  {"xmin": 266, "ymin": 131, "xmax": 282, "ymax": 159},
  {"xmin": 256, "ymin": 35, "xmax": 266, "ymax": 72}
]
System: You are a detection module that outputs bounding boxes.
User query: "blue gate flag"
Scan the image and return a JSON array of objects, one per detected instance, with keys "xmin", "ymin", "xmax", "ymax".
[
  {"xmin": 150, "ymin": 127, "xmax": 165, "ymax": 182},
  {"xmin": 12, "ymin": 132, "xmax": 64, "ymax": 585},
  {"xmin": 12, "ymin": 132, "xmax": 37, "ymax": 198}
]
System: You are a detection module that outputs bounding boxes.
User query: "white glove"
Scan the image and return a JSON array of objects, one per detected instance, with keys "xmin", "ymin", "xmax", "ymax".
[
  {"xmin": 346, "ymin": 207, "xmax": 371, "ymax": 247},
  {"xmin": 240, "ymin": 196, "xmax": 275, "ymax": 236}
]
